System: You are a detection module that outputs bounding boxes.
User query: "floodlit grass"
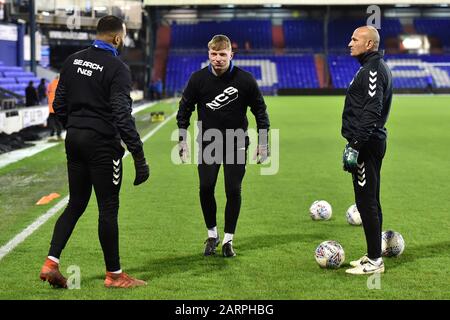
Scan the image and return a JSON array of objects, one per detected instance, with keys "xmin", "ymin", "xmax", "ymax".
[{"xmin": 0, "ymin": 96, "xmax": 449, "ymax": 299}]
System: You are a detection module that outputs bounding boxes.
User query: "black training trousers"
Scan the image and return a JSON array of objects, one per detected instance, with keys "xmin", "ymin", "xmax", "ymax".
[
  {"xmin": 198, "ymin": 139, "xmax": 247, "ymax": 234},
  {"xmin": 352, "ymin": 139, "xmax": 387, "ymax": 260},
  {"xmin": 48, "ymin": 113, "xmax": 63, "ymax": 137},
  {"xmin": 49, "ymin": 127, "xmax": 125, "ymax": 272}
]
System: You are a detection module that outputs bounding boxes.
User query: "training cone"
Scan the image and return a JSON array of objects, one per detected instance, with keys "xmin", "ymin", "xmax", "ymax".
[{"xmin": 36, "ymin": 193, "xmax": 61, "ymax": 205}]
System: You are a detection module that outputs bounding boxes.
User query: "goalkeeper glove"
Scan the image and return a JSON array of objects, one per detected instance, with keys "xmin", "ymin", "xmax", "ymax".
[
  {"xmin": 343, "ymin": 144, "xmax": 359, "ymax": 173},
  {"xmin": 253, "ymin": 144, "xmax": 270, "ymax": 164},
  {"xmin": 132, "ymin": 150, "xmax": 150, "ymax": 186},
  {"xmin": 178, "ymin": 141, "xmax": 189, "ymax": 163}
]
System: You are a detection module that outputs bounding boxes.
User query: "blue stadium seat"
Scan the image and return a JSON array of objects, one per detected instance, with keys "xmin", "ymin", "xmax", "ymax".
[
  {"xmin": 170, "ymin": 20, "xmax": 273, "ymax": 50},
  {"xmin": 414, "ymin": 18, "xmax": 450, "ymax": 51},
  {"xmin": 329, "ymin": 54, "xmax": 450, "ymax": 89},
  {"xmin": 165, "ymin": 54, "xmax": 319, "ymax": 95},
  {"xmin": 327, "ymin": 19, "xmax": 402, "ymax": 53},
  {"xmin": 282, "ymin": 19, "xmax": 324, "ymax": 52},
  {"xmin": 3, "ymin": 71, "xmax": 35, "ymax": 78},
  {"xmin": 16, "ymin": 77, "xmax": 41, "ymax": 84},
  {"xmin": 0, "ymin": 78, "xmax": 17, "ymax": 84}
]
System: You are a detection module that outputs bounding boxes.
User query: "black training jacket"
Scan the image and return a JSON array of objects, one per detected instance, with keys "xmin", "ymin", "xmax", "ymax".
[
  {"xmin": 53, "ymin": 46, "xmax": 143, "ymax": 155},
  {"xmin": 176, "ymin": 65, "xmax": 270, "ymax": 136},
  {"xmin": 342, "ymin": 51, "xmax": 393, "ymax": 150}
]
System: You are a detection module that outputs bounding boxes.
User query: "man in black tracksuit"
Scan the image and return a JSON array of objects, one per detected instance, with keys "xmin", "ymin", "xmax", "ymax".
[
  {"xmin": 177, "ymin": 35, "xmax": 270, "ymax": 257},
  {"xmin": 342, "ymin": 26, "xmax": 393, "ymax": 275},
  {"xmin": 39, "ymin": 16, "xmax": 149, "ymax": 288}
]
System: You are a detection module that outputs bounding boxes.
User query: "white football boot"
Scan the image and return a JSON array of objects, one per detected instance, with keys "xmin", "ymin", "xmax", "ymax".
[
  {"xmin": 349, "ymin": 254, "xmax": 369, "ymax": 267},
  {"xmin": 346, "ymin": 258, "xmax": 385, "ymax": 275}
]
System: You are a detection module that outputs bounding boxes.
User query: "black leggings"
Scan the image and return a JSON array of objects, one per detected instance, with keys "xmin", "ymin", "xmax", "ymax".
[
  {"xmin": 352, "ymin": 139, "xmax": 386, "ymax": 260},
  {"xmin": 198, "ymin": 144, "xmax": 247, "ymax": 234},
  {"xmin": 48, "ymin": 128, "xmax": 124, "ymax": 272}
]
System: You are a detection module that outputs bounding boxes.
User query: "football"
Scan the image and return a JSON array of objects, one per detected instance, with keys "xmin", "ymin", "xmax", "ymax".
[
  {"xmin": 381, "ymin": 230, "xmax": 405, "ymax": 257},
  {"xmin": 314, "ymin": 240, "xmax": 345, "ymax": 268},
  {"xmin": 309, "ymin": 200, "xmax": 332, "ymax": 220},
  {"xmin": 346, "ymin": 204, "xmax": 362, "ymax": 225}
]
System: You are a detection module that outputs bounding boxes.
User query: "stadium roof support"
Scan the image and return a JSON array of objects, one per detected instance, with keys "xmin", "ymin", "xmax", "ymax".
[{"xmin": 144, "ymin": 0, "xmax": 450, "ymax": 6}]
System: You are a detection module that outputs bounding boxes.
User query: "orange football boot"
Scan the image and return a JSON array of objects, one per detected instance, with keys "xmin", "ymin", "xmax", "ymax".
[
  {"xmin": 39, "ymin": 258, "xmax": 67, "ymax": 288},
  {"xmin": 104, "ymin": 271, "xmax": 147, "ymax": 288}
]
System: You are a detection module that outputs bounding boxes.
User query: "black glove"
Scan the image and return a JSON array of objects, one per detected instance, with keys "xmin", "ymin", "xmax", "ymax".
[
  {"xmin": 343, "ymin": 144, "xmax": 359, "ymax": 173},
  {"xmin": 132, "ymin": 150, "xmax": 150, "ymax": 186}
]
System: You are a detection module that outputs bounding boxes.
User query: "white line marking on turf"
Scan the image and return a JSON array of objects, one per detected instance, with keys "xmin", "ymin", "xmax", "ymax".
[
  {"xmin": 0, "ymin": 102, "xmax": 157, "ymax": 170},
  {"xmin": 0, "ymin": 195, "xmax": 69, "ymax": 261},
  {"xmin": 123, "ymin": 112, "xmax": 177, "ymax": 158},
  {"xmin": 0, "ymin": 140, "xmax": 60, "ymax": 170},
  {"xmin": 0, "ymin": 111, "xmax": 177, "ymax": 263}
]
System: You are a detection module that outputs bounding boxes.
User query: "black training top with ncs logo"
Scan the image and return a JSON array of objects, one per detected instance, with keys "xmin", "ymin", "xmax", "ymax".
[{"xmin": 177, "ymin": 62, "xmax": 270, "ymax": 134}]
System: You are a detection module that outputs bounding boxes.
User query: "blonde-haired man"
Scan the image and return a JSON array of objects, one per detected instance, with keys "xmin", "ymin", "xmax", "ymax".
[{"xmin": 177, "ymin": 35, "xmax": 270, "ymax": 257}]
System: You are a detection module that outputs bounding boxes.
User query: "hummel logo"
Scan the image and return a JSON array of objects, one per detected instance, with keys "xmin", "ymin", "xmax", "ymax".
[
  {"xmin": 368, "ymin": 70, "xmax": 377, "ymax": 98},
  {"xmin": 357, "ymin": 162, "xmax": 366, "ymax": 187},
  {"xmin": 112, "ymin": 159, "xmax": 121, "ymax": 185}
]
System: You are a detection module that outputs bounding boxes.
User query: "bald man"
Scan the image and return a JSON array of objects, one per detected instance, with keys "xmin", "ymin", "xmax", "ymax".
[{"xmin": 341, "ymin": 26, "xmax": 393, "ymax": 275}]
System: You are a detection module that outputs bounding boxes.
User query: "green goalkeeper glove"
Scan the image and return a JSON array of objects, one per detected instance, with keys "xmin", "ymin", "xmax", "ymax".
[{"xmin": 343, "ymin": 144, "xmax": 359, "ymax": 173}]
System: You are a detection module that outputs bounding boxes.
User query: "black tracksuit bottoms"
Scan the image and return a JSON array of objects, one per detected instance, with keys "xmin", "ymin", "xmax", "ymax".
[
  {"xmin": 48, "ymin": 127, "xmax": 125, "ymax": 272},
  {"xmin": 198, "ymin": 141, "xmax": 247, "ymax": 234},
  {"xmin": 352, "ymin": 138, "xmax": 387, "ymax": 260}
]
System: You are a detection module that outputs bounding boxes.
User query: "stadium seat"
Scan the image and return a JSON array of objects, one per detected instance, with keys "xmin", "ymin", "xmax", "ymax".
[
  {"xmin": 282, "ymin": 19, "xmax": 324, "ymax": 52},
  {"xmin": 3, "ymin": 71, "xmax": 35, "ymax": 78},
  {"xmin": 0, "ymin": 78, "xmax": 17, "ymax": 85},
  {"xmin": 328, "ymin": 54, "xmax": 450, "ymax": 89},
  {"xmin": 170, "ymin": 20, "xmax": 273, "ymax": 50},
  {"xmin": 165, "ymin": 54, "xmax": 319, "ymax": 95},
  {"xmin": 327, "ymin": 19, "xmax": 402, "ymax": 53},
  {"xmin": 414, "ymin": 18, "xmax": 450, "ymax": 51}
]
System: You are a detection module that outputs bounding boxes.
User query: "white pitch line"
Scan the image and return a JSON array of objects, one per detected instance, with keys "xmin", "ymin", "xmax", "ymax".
[
  {"xmin": 0, "ymin": 195, "xmax": 69, "ymax": 261},
  {"xmin": 0, "ymin": 140, "xmax": 61, "ymax": 170},
  {"xmin": 123, "ymin": 112, "xmax": 177, "ymax": 158},
  {"xmin": 0, "ymin": 111, "xmax": 177, "ymax": 263}
]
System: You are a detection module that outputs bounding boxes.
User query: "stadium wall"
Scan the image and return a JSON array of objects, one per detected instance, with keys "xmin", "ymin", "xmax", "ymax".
[
  {"xmin": 0, "ymin": 105, "xmax": 48, "ymax": 134},
  {"xmin": 0, "ymin": 23, "xmax": 24, "ymax": 67}
]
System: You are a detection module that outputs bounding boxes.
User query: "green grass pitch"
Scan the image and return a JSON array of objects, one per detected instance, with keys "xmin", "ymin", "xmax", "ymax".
[{"xmin": 0, "ymin": 95, "xmax": 449, "ymax": 299}]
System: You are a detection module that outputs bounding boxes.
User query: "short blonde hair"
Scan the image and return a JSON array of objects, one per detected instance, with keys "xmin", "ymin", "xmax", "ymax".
[{"xmin": 208, "ymin": 34, "xmax": 232, "ymax": 51}]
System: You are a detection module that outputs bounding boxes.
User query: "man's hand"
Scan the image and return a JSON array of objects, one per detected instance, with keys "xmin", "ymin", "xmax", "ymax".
[
  {"xmin": 132, "ymin": 151, "xmax": 150, "ymax": 185},
  {"xmin": 178, "ymin": 141, "xmax": 189, "ymax": 163},
  {"xmin": 253, "ymin": 144, "xmax": 270, "ymax": 164},
  {"xmin": 343, "ymin": 144, "xmax": 359, "ymax": 173}
]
